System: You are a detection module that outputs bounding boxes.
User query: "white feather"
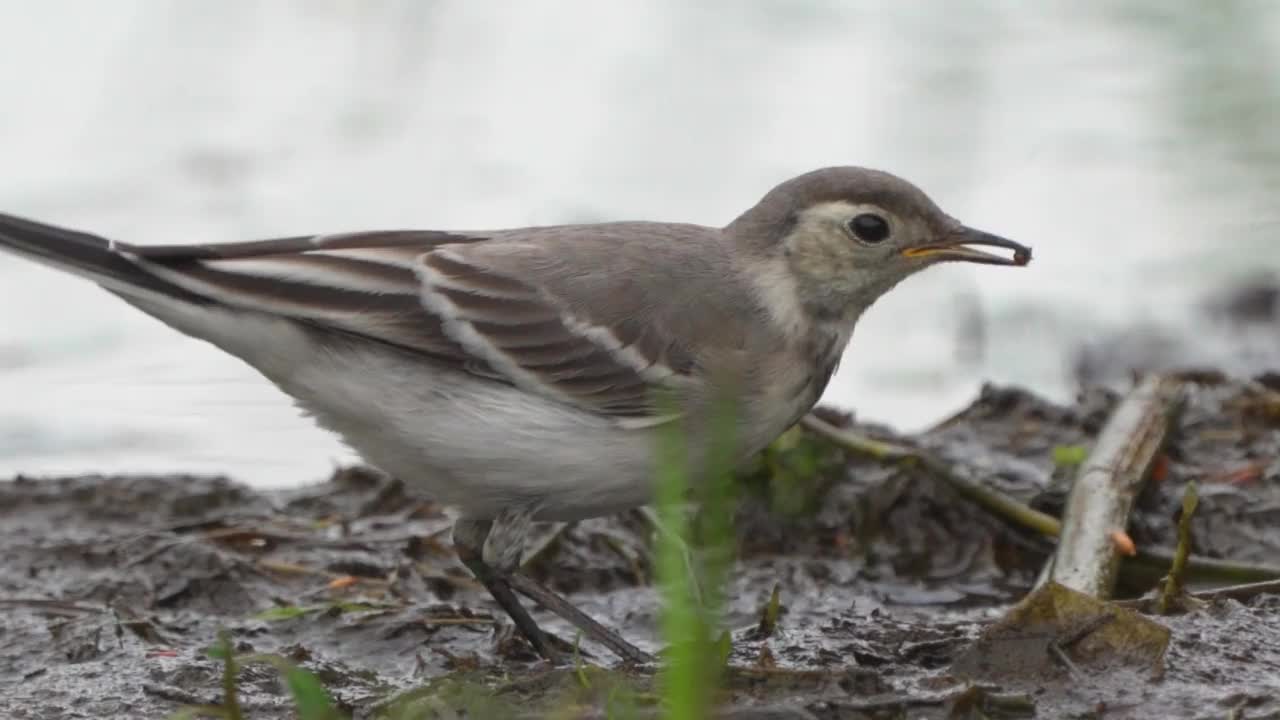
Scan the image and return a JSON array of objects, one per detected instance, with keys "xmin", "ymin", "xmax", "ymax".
[{"xmin": 198, "ymin": 257, "xmax": 417, "ymax": 295}]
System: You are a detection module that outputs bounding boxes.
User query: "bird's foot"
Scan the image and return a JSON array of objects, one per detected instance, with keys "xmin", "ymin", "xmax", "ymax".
[
  {"xmin": 455, "ymin": 539, "xmax": 568, "ymax": 664},
  {"xmin": 454, "ymin": 511, "xmax": 654, "ymax": 665},
  {"xmin": 507, "ymin": 571, "xmax": 655, "ymax": 666}
]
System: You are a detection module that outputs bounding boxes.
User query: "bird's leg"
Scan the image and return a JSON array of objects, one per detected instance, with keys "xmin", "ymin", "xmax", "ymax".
[
  {"xmin": 457, "ymin": 508, "xmax": 655, "ymax": 665},
  {"xmin": 452, "ymin": 515, "xmax": 564, "ymax": 663},
  {"xmin": 491, "ymin": 505, "xmax": 655, "ymax": 665},
  {"xmin": 505, "ymin": 573, "xmax": 654, "ymax": 665}
]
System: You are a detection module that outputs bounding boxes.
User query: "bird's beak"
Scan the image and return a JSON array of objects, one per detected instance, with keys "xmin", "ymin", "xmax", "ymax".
[{"xmin": 902, "ymin": 227, "xmax": 1032, "ymax": 266}]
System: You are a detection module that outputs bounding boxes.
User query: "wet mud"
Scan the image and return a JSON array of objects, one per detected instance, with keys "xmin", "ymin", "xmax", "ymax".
[{"xmin": 2, "ymin": 374, "xmax": 1280, "ymax": 719}]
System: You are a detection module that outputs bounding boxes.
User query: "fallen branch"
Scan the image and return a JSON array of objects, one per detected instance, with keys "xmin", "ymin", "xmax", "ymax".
[
  {"xmin": 799, "ymin": 406, "xmax": 1280, "ymax": 589},
  {"xmin": 1115, "ymin": 578, "xmax": 1280, "ymax": 609},
  {"xmin": 1045, "ymin": 375, "xmax": 1184, "ymax": 598},
  {"xmin": 1124, "ymin": 552, "xmax": 1280, "ymax": 585},
  {"xmin": 799, "ymin": 415, "xmax": 1061, "ymax": 537}
]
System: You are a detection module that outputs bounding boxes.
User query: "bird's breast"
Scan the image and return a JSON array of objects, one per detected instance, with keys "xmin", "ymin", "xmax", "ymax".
[{"xmin": 738, "ymin": 338, "xmax": 843, "ymax": 455}]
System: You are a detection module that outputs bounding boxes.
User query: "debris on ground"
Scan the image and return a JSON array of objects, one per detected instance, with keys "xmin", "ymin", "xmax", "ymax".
[{"xmin": 3, "ymin": 372, "xmax": 1280, "ymax": 718}]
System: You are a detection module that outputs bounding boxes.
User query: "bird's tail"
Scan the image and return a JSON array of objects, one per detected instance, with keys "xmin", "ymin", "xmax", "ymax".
[{"xmin": 0, "ymin": 212, "xmax": 204, "ymax": 304}]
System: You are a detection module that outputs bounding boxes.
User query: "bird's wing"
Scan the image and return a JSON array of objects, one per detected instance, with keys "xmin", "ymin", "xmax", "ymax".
[
  {"xmin": 115, "ymin": 230, "xmax": 482, "ymax": 367},
  {"xmin": 117, "ymin": 224, "xmax": 733, "ymax": 423},
  {"xmin": 413, "ymin": 239, "xmax": 711, "ymax": 422}
]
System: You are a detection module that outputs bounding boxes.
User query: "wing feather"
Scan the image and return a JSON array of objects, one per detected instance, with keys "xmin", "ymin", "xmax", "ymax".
[
  {"xmin": 417, "ymin": 248, "xmax": 699, "ymax": 418},
  {"xmin": 117, "ymin": 231, "xmax": 479, "ymax": 363},
  {"xmin": 111, "ymin": 228, "xmax": 705, "ymax": 422},
  {"xmin": 114, "ymin": 230, "xmax": 479, "ymax": 259}
]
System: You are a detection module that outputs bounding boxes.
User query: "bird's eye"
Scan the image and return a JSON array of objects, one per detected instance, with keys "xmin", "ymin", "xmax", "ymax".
[{"xmin": 849, "ymin": 213, "xmax": 890, "ymax": 244}]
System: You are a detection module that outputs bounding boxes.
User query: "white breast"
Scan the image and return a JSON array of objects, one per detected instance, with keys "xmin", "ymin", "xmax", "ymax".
[{"xmin": 275, "ymin": 341, "xmax": 661, "ymax": 521}]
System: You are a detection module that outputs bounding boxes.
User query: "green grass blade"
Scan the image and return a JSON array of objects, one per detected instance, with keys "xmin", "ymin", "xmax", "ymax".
[
  {"xmin": 653, "ymin": 387, "xmax": 739, "ymax": 720},
  {"xmin": 284, "ymin": 665, "xmax": 341, "ymax": 720}
]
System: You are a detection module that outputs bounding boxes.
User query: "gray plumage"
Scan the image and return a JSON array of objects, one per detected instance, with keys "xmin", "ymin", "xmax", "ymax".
[{"xmin": 0, "ymin": 166, "xmax": 1031, "ymax": 662}]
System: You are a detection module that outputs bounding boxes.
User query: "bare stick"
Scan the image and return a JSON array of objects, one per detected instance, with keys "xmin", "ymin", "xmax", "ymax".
[
  {"xmin": 800, "ymin": 415, "xmax": 1062, "ymax": 536},
  {"xmin": 1114, "ymin": 578, "xmax": 1280, "ymax": 609},
  {"xmin": 1045, "ymin": 375, "xmax": 1184, "ymax": 598}
]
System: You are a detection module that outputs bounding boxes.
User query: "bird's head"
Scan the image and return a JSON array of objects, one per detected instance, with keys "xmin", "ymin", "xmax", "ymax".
[{"xmin": 728, "ymin": 166, "xmax": 1031, "ymax": 324}]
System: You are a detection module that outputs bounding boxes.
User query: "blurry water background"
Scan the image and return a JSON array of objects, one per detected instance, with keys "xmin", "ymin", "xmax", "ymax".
[{"xmin": 1, "ymin": 0, "xmax": 1277, "ymax": 487}]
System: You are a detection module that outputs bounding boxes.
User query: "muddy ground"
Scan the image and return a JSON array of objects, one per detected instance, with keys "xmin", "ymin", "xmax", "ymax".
[{"xmin": 2, "ymin": 372, "xmax": 1280, "ymax": 719}]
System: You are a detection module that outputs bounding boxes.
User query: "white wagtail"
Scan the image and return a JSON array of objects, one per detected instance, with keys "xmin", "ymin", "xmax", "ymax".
[{"xmin": 0, "ymin": 167, "xmax": 1031, "ymax": 663}]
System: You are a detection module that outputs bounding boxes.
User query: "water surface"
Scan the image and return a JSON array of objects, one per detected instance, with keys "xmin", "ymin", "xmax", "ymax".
[{"xmin": 1, "ymin": 1, "xmax": 1277, "ymax": 486}]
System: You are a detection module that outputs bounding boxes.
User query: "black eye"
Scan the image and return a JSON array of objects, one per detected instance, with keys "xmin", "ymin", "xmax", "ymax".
[{"xmin": 849, "ymin": 213, "xmax": 890, "ymax": 244}]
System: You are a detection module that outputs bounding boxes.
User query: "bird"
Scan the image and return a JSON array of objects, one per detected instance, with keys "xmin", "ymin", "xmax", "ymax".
[{"xmin": 0, "ymin": 166, "xmax": 1031, "ymax": 664}]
